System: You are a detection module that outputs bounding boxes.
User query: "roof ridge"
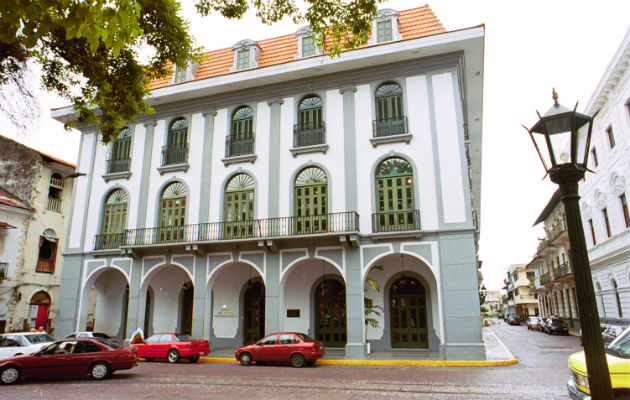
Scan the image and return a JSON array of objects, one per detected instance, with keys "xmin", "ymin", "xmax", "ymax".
[{"xmin": 0, "ymin": 133, "xmax": 76, "ymax": 168}]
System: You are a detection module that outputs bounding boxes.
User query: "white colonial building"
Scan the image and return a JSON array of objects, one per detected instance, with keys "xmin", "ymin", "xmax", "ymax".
[
  {"xmin": 52, "ymin": 6, "xmax": 485, "ymax": 359},
  {"xmin": 578, "ymin": 27, "xmax": 630, "ymax": 326}
]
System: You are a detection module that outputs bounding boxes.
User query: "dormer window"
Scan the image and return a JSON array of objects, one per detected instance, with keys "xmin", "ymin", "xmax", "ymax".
[
  {"xmin": 370, "ymin": 9, "xmax": 402, "ymax": 45},
  {"xmin": 170, "ymin": 61, "xmax": 198, "ymax": 84},
  {"xmin": 231, "ymin": 39, "xmax": 261, "ymax": 71},
  {"xmin": 295, "ymin": 26, "xmax": 323, "ymax": 59}
]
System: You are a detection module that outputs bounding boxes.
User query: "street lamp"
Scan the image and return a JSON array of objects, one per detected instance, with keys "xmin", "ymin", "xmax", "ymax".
[{"xmin": 524, "ymin": 89, "xmax": 612, "ymax": 399}]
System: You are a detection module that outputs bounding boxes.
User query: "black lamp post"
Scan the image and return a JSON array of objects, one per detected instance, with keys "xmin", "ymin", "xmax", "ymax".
[{"xmin": 525, "ymin": 90, "xmax": 612, "ymax": 399}]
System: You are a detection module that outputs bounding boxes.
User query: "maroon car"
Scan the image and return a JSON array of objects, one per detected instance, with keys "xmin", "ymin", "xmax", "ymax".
[
  {"xmin": 0, "ymin": 338, "xmax": 138, "ymax": 385},
  {"xmin": 235, "ymin": 332, "xmax": 325, "ymax": 368},
  {"xmin": 133, "ymin": 333, "xmax": 209, "ymax": 363}
]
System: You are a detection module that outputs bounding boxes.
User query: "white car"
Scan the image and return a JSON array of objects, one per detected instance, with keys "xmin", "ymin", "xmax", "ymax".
[
  {"xmin": 64, "ymin": 331, "xmax": 120, "ymax": 345},
  {"xmin": 0, "ymin": 332, "xmax": 56, "ymax": 359}
]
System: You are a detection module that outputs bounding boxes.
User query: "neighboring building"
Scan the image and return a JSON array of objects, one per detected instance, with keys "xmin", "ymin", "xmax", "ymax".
[
  {"xmin": 578, "ymin": 27, "xmax": 630, "ymax": 327},
  {"xmin": 483, "ymin": 290, "xmax": 501, "ymax": 316},
  {"xmin": 0, "ymin": 135, "xmax": 76, "ymax": 333},
  {"xmin": 52, "ymin": 6, "xmax": 485, "ymax": 359},
  {"xmin": 530, "ymin": 190, "xmax": 580, "ymax": 329},
  {"xmin": 504, "ymin": 264, "xmax": 539, "ymax": 321}
]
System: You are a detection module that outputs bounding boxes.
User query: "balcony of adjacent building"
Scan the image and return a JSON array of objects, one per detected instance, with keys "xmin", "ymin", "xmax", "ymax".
[
  {"xmin": 546, "ymin": 218, "xmax": 569, "ymax": 246},
  {"xmin": 290, "ymin": 122, "xmax": 329, "ymax": 157},
  {"xmin": 514, "ymin": 294, "xmax": 538, "ymax": 305},
  {"xmin": 551, "ymin": 262, "xmax": 573, "ymax": 283},
  {"xmin": 93, "ymin": 212, "xmax": 360, "ymax": 254}
]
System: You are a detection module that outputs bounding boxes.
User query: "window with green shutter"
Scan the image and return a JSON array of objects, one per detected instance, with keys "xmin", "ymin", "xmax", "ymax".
[
  {"xmin": 99, "ymin": 189, "xmax": 128, "ymax": 249},
  {"xmin": 237, "ymin": 49, "xmax": 250, "ymax": 70},
  {"xmin": 377, "ymin": 20, "xmax": 393, "ymax": 43},
  {"xmin": 108, "ymin": 127, "xmax": 132, "ymax": 173},
  {"xmin": 374, "ymin": 157, "xmax": 418, "ymax": 232},
  {"xmin": 295, "ymin": 167, "xmax": 328, "ymax": 234},
  {"xmin": 163, "ymin": 118, "xmax": 189, "ymax": 166},
  {"xmin": 228, "ymin": 106, "xmax": 254, "ymax": 156},
  {"xmin": 302, "ymin": 36, "xmax": 316, "ymax": 57},
  {"xmin": 295, "ymin": 95, "xmax": 324, "ymax": 147},
  {"xmin": 173, "ymin": 65, "xmax": 187, "ymax": 83},
  {"xmin": 159, "ymin": 182, "xmax": 187, "ymax": 242},
  {"xmin": 374, "ymin": 82, "xmax": 406, "ymax": 137},
  {"xmin": 224, "ymin": 173, "xmax": 255, "ymax": 238}
]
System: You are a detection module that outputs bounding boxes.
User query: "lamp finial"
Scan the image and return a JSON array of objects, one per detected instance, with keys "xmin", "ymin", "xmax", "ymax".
[{"xmin": 552, "ymin": 88, "xmax": 558, "ymax": 105}]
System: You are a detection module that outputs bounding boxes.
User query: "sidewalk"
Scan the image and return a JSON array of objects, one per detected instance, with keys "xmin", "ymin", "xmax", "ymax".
[{"xmin": 200, "ymin": 326, "xmax": 517, "ymax": 367}]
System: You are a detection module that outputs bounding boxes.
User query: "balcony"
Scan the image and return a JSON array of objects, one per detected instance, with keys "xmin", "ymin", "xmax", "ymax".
[
  {"xmin": 372, "ymin": 210, "xmax": 421, "ymax": 233},
  {"xmin": 46, "ymin": 196, "xmax": 61, "ymax": 212},
  {"xmin": 223, "ymin": 135, "xmax": 256, "ymax": 165},
  {"xmin": 106, "ymin": 158, "xmax": 131, "ymax": 174},
  {"xmin": 36, "ymin": 258, "xmax": 55, "ymax": 274},
  {"xmin": 158, "ymin": 144, "xmax": 189, "ymax": 174},
  {"xmin": 94, "ymin": 212, "xmax": 360, "ymax": 250},
  {"xmin": 547, "ymin": 219, "xmax": 569, "ymax": 245},
  {"xmin": 370, "ymin": 117, "xmax": 412, "ymax": 147},
  {"xmin": 290, "ymin": 122, "xmax": 328, "ymax": 157},
  {"xmin": 553, "ymin": 263, "xmax": 572, "ymax": 282},
  {"xmin": 540, "ymin": 272, "xmax": 551, "ymax": 285}
]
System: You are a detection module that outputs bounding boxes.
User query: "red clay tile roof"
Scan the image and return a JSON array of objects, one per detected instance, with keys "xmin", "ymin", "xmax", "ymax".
[
  {"xmin": 0, "ymin": 187, "xmax": 33, "ymax": 212},
  {"xmin": 149, "ymin": 5, "xmax": 444, "ymax": 91}
]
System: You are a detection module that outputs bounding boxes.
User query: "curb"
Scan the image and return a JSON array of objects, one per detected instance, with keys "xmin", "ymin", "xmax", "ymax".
[
  {"xmin": 198, "ymin": 357, "xmax": 517, "ymax": 367},
  {"xmin": 569, "ymin": 332, "xmax": 581, "ymax": 338}
]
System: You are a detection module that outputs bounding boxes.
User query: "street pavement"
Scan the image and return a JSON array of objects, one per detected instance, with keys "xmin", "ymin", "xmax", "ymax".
[{"xmin": 2, "ymin": 321, "xmax": 582, "ymax": 399}]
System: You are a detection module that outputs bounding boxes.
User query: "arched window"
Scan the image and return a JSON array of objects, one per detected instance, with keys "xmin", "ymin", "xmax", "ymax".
[
  {"xmin": 295, "ymin": 167, "xmax": 328, "ymax": 233},
  {"xmin": 97, "ymin": 189, "xmax": 128, "ymax": 249},
  {"xmin": 159, "ymin": 182, "xmax": 187, "ymax": 242},
  {"xmin": 47, "ymin": 173, "xmax": 63, "ymax": 212},
  {"xmin": 228, "ymin": 107, "xmax": 254, "ymax": 156},
  {"xmin": 374, "ymin": 82, "xmax": 406, "ymax": 136},
  {"xmin": 295, "ymin": 95, "xmax": 324, "ymax": 147},
  {"xmin": 108, "ymin": 127, "xmax": 132, "ymax": 173},
  {"xmin": 612, "ymin": 279, "xmax": 623, "ymax": 318},
  {"xmin": 224, "ymin": 173, "xmax": 255, "ymax": 238},
  {"xmin": 163, "ymin": 118, "xmax": 189, "ymax": 165},
  {"xmin": 36, "ymin": 229, "xmax": 57, "ymax": 273},
  {"xmin": 373, "ymin": 157, "xmax": 417, "ymax": 232}
]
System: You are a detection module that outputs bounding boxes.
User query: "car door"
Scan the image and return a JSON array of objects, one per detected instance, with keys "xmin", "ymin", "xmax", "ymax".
[
  {"xmin": 22, "ymin": 341, "xmax": 76, "ymax": 378},
  {"xmin": 155, "ymin": 334, "xmax": 173, "ymax": 358},
  {"xmin": 275, "ymin": 334, "xmax": 296, "ymax": 363},
  {"xmin": 135, "ymin": 334, "xmax": 157, "ymax": 358},
  {"xmin": 71, "ymin": 340, "xmax": 105, "ymax": 374},
  {"xmin": 0, "ymin": 336, "xmax": 21, "ymax": 359},
  {"xmin": 255, "ymin": 334, "xmax": 278, "ymax": 362}
]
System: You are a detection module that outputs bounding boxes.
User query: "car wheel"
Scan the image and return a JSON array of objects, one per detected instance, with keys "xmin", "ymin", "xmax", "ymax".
[
  {"xmin": 145, "ymin": 357, "xmax": 154, "ymax": 362},
  {"xmin": 239, "ymin": 352, "xmax": 252, "ymax": 366},
  {"xmin": 90, "ymin": 362, "xmax": 110, "ymax": 380},
  {"xmin": 167, "ymin": 349, "xmax": 180, "ymax": 363},
  {"xmin": 0, "ymin": 366, "xmax": 20, "ymax": 385},
  {"xmin": 189, "ymin": 356, "xmax": 200, "ymax": 363},
  {"xmin": 290, "ymin": 354, "xmax": 305, "ymax": 368}
]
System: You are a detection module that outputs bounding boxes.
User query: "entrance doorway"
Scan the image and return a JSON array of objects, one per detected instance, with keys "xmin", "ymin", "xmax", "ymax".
[
  {"xmin": 390, "ymin": 277, "xmax": 428, "ymax": 348},
  {"xmin": 315, "ymin": 279, "xmax": 346, "ymax": 348},
  {"xmin": 243, "ymin": 280, "xmax": 265, "ymax": 344},
  {"xmin": 180, "ymin": 282, "xmax": 194, "ymax": 335},
  {"xmin": 30, "ymin": 291, "xmax": 51, "ymax": 331}
]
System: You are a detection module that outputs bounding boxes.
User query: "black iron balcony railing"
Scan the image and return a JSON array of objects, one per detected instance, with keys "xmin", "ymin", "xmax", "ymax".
[
  {"xmin": 373, "ymin": 116, "xmax": 408, "ymax": 137},
  {"xmin": 293, "ymin": 122, "xmax": 325, "ymax": 147},
  {"xmin": 547, "ymin": 219, "xmax": 567, "ymax": 241},
  {"xmin": 95, "ymin": 212, "xmax": 359, "ymax": 249},
  {"xmin": 554, "ymin": 263, "xmax": 571, "ymax": 278},
  {"xmin": 536, "ymin": 239, "xmax": 548, "ymax": 254},
  {"xmin": 225, "ymin": 135, "xmax": 255, "ymax": 157},
  {"xmin": 161, "ymin": 144, "xmax": 189, "ymax": 166},
  {"xmin": 106, "ymin": 158, "xmax": 131, "ymax": 174},
  {"xmin": 94, "ymin": 233, "xmax": 128, "ymax": 250},
  {"xmin": 540, "ymin": 272, "xmax": 551, "ymax": 284},
  {"xmin": 372, "ymin": 210, "xmax": 421, "ymax": 233}
]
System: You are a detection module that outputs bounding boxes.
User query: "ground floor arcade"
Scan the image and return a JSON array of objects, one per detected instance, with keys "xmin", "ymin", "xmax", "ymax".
[{"xmin": 56, "ymin": 236, "xmax": 484, "ymax": 360}]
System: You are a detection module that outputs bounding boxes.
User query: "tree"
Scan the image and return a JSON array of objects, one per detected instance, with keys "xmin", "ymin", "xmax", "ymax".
[{"xmin": 1, "ymin": 0, "xmax": 384, "ymax": 144}]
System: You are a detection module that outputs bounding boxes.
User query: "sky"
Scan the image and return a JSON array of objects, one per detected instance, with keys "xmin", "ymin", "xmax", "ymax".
[{"xmin": 1, "ymin": 0, "xmax": 629, "ymax": 291}]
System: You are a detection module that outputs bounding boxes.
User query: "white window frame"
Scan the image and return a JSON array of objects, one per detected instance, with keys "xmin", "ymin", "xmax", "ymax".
[
  {"xmin": 231, "ymin": 39, "xmax": 261, "ymax": 71},
  {"xmin": 369, "ymin": 9, "xmax": 402, "ymax": 45},
  {"xmin": 294, "ymin": 26, "xmax": 324, "ymax": 59},
  {"xmin": 170, "ymin": 61, "xmax": 199, "ymax": 84}
]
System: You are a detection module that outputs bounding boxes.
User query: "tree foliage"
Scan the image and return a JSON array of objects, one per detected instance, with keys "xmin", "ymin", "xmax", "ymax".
[{"xmin": 1, "ymin": 0, "xmax": 383, "ymax": 143}]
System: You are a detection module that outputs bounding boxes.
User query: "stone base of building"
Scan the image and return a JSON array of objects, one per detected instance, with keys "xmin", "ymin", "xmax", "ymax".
[
  {"xmin": 345, "ymin": 343, "xmax": 367, "ymax": 359},
  {"xmin": 441, "ymin": 343, "xmax": 486, "ymax": 360}
]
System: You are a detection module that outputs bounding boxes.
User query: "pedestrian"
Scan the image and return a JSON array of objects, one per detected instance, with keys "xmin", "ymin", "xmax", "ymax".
[{"xmin": 37, "ymin": 326, "xmax": 46, "ymax": 333}]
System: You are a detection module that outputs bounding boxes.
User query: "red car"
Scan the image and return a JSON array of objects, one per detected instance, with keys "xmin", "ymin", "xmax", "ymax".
[
  {"xmin": 0, "ymin": 338, "xmax": 138, "ymax": 385},
  {"xmin": 235, "ymin": 332, "xmax": 325, "ymax": 368},
  {"xmin": 133, "ymin": 333, "xmax": 209, "ymax": 363}
]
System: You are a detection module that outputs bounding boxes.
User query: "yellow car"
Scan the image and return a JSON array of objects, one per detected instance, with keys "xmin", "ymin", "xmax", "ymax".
[{"xmin": 567, "ymin": 326, "xmax": 630, "ymax": 399}]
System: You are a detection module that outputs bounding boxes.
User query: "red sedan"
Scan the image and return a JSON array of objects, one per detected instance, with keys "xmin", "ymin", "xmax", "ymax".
[
  {"xmin": 235, "ymin": 332, "xmax": 325, "ymax": 368},
  {"xmin": 133, "ymin": 333, "xmax": 209, "ymax": 363},
  {"xmin": 0, "ymin": 338, "xmax": 138, "ymax": 385}
]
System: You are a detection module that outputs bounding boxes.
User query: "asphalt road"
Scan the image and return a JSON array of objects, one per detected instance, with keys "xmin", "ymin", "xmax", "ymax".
[{"xmin": 2, "ymin": 321, "xmax": 582, "ymax": 399}]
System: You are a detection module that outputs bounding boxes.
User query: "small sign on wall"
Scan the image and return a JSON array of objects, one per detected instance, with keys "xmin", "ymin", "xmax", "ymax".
[{"xmin": 287, "ymin": 309, "xmax": 300, "ymax": 318}]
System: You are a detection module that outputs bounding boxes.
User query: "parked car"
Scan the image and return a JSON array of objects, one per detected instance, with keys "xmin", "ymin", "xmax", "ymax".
[
  {"xmin": 132, "ymin": 333, "xmax": 209, "ymax": 363},
  {"xmin": 527, "ymin": 317, "xmax": 542, "ymax": 331},
  {"xmin": 535, "ymin": 318, "xmax": 548, "ymax": 332},
  {"xmin": 507, "ymin": 316, "xmax": 520, "ymax": 326},
  {"xmin": 602, "ymin": 325, "xmax": 627, "ymax": 344},
  {"xmin": 568, "ymin": 326, "xmax": 630, "ymax": 399},
  {"xmin": 0, "ymin": 338, "xmax": 138, "ymax": 385},
  {"xmin": 0, "ymin": 332, "xmax": 56, "ymax": 360},
  {"xmin": 544, "ymin": 318, "xmax": 569, "ymax": 335},
  {"xmin": 235, "ymin": 332, "xmax": 325, "ymax": 368}
]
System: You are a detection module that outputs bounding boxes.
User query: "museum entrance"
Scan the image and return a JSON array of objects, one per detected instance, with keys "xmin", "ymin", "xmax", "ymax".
[
  {"xmin": 315, "ymin": 279, "xmax": 347, "ymax": 348},
  {"xmin": 390, "ymin": 277, "xmax": 428, "ymax": 348},
  {"xmin": 243, "ymin": 279, "xmax": 265, "ymax": 345},
  {"xmin": 180, "ymin": 281, "xmax": 194, "ymax": 335}
]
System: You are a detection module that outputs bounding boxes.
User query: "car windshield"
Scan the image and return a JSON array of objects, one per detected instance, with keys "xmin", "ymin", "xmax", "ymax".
[
  {"xmin": 607, "ymin": 328, "xmax": 630, "ymax": 359},
  {"xmin": 25, "ymin": 334, "xmax": 55, "ymax": 344},
  {"xmin": 296, "ymin": 333, "xmax": 315, "ymax": 342},
  {"xmin": 175, "ymin": 334, "xmax": 193, "ymax": 341}
]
